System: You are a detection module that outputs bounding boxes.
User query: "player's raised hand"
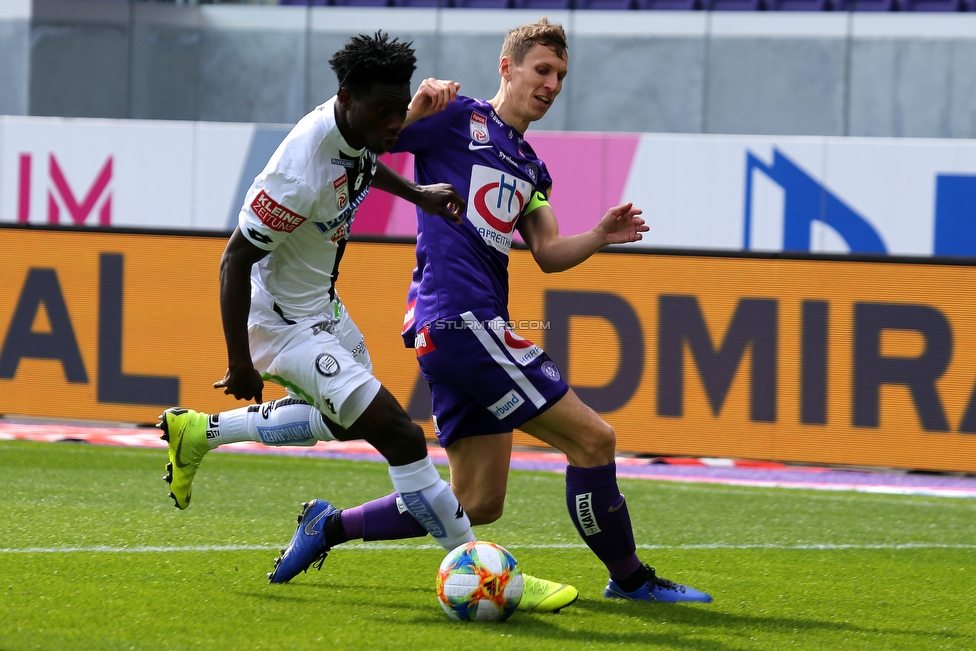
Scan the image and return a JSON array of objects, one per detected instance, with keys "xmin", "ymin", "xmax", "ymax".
[
  {"xmin": 408, "ymin": 78, "xmax": 461, "ymax": 121},
  {"xmin": 214, "ymin": 365, "xmax": 264, "ymax": 403},
  {"xmin": 598, "ymin": 202, "xmax": 648, "ymax": 245},
  {"xmin": 416, "ymin": 183, "xmax": 465, "ymax": 224}
]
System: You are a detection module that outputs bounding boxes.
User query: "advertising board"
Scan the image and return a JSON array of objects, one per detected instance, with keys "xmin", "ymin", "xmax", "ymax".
[{"xmin": 3, "ymin": 226, "xmax": 975, "ymax": 472}]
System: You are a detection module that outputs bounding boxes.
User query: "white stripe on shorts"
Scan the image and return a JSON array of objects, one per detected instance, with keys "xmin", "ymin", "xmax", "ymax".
[{"xmin": 460, "ymin": 312, "xmax": 547, "ymax": 409}]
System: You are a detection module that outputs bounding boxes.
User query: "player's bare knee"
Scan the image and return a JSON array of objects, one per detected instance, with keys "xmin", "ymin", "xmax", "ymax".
[
  {"xmin": 351, "ymin": 393, "xmax": 428, "ymax": 465},
  {"xmin": 463, "ymin": 496, "xmax": 505, "ymax": 526},
  {"xmin": 577, "ymin": 422, "xmax": 616, "ymax": 467},
  {"xmin": 379, "ymin": 417, "xmax": 428, "ymax": 465}
]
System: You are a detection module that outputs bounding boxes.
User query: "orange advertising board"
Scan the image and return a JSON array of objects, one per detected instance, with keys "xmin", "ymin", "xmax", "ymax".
[{"xmin": 3, "ymin": 226, "xmax": 976, "ymax": 472}]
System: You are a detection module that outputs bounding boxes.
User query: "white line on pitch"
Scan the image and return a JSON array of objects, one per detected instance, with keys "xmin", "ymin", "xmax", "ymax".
[{"xmin": 2, "ymin": 542, "xmax": 975, "ymax": 553}]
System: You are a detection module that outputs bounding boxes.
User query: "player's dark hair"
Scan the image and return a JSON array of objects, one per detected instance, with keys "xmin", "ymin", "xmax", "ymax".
[
  {"xmin": 329, "ymin": 31, "xmax": 417, "ymax": 95},
  {"xmin": 500, "ymin": 17, "xmax": 568, "ymax": 65}
]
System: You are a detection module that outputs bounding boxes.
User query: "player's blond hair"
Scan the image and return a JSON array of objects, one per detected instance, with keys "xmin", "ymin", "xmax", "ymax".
[{"xmin": 500, "ymin": 17, "xmax": 568, "ymax": 65}]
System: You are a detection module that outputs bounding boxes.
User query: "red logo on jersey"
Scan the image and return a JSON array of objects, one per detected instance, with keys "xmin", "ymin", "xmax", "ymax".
[
  {"xmin": 402, "ymin": 299, "xmax": 417, "ymax": 335},
  {"xmin": 414, "ymin": 326, "xmax": 436, "ymax": 357},
  {"xmin": 504, "ymin": 329, "xmax": 534, "ymax": 349},
  {"xmin": 498, "ymin": 327, "xmax": 542, "ymax": 366},
  {"xmin": 250, "ymin": 190, "xmax": 307, "ymax": 232},
  {"xmin": 474, "ymin": 180, "xmax": 524, "ymax": 234},
  {"xmin": 334, "ymin": 174, "xmax": 349, "ymax": 210},
  {"xmin": 470, "ymin": 112, "xmax": 490, "ymax": 144}
]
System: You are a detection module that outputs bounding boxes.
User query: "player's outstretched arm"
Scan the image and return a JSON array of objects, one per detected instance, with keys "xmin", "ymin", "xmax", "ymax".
[
  {"xmin": 403, "ymin": 78, "xmax": 460, "ymax": 129},
  {"xmin": 213, "ymin": 227, "xmax": 269, "ymax": 403},
  {"xmin": 372, "ymin": 160, "xmax": 464, "ymax": 223},
  {"xmin": 519, "ymin": 202, "xmax": 648, "ymax": 274}
]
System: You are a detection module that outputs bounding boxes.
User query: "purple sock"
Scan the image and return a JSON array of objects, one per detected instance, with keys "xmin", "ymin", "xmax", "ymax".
[
  {"xmin": 565, "ymin": 463, "xmax": 642, "ymax": 581},
  {"xmin": 341, "ymin": 493, "xmax": 429, "ymax": 542},
  {"xmin": 340, "ymin": 506, "xmax": 364, "ymax": 540}
]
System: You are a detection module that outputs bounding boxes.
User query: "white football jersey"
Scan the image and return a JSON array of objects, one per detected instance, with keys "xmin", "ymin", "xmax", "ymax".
[{"xmin": 238, "ymin": 96, "xmax": 377, "ymax": 321}]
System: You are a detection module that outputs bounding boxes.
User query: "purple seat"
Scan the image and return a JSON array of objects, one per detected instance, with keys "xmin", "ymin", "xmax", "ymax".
[
  {"xmin": 452, "ymin": 0, "xmax": 512, "ymax": 7},
  {"xmin": 902, "ymin": 0, "xmax": 966, "ymax": 9},
  {"xmin": 514, "ymin": 0, "xmax": 573, "ymax": 7},
  {"xmin": 636, "ymin": 0, "xmax": 700, "ymax": 8},
  {"xmin": 706, "ymin": 0, "xmax": 764, "ymax": 8},
  {"xmin": 331, "ymin": 0, "xmax": 392, "ymax": 5},
  {"xmin": 579, "ymin": 0, "xmax": 635, "ymax": 8},
  {"xmin": 837, "ymin": 0, "xmax": 898, "ymax": 9},
  {"xmin": 766, "ymin": 0, "xmax": 829, "ymax": 8},
  {"xmin": 392, "ymin": 0, "xmax": 449, "ymax": 6}
]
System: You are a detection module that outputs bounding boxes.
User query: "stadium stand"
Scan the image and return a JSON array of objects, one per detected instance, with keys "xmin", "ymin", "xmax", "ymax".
[
  {"xmin": 274, "ymin": 0, "xmax": 972, "ymax": 8},
  {"xmin": 391, "ymin": 0, "xmax": 449, "ymax": 7},
  {"xmin": 513, "ymin": 0, "xmax": 574, "ymax": 9}
]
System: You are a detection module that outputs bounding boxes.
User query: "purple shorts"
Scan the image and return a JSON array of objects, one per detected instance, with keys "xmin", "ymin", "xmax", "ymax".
[{"xmin": 414, "ymin": 309, "xmax": 570, "ymax": 448}]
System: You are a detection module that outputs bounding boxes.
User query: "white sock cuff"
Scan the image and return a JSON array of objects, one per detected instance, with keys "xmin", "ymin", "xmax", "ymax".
[
  {"xmin": 308, "ymin": 410, "xmax": 335, "ymax": 442},
  {"xmin": 388, "ymin": 457, "xmax": 440, "ymax": 493}
]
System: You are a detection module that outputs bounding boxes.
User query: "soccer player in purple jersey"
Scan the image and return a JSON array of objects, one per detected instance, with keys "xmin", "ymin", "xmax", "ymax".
[
  {"xmin": 285, "ymin": 19, "xmax": 711, "ymax": 606},
  {"xmin": 397, "ymin": 18, "xmax": 711, "ymax": 604}
]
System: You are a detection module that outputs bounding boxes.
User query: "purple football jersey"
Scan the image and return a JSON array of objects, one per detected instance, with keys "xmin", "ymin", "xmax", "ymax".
[{"xmin": 393, "ymin": 96, "xmax": 552, "ymax": 345}]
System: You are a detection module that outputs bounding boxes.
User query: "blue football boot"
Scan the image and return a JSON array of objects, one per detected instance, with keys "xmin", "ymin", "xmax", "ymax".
[
  {"xmin": 604, "ymin": 564, "xmax": 712, "ymax": 603},
  {"xmin": 268, "ymin": 499, "xmax": 338, "ymax": 584}
]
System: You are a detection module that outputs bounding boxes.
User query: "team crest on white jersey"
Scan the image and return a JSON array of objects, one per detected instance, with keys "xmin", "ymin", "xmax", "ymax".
[
  {"xmin": 470, "ymin": 112, "xmax": 490, "ymax": 144},
  {"xmin": 466, "ymin": 164, "xmax": 533, "ymax": 254}
]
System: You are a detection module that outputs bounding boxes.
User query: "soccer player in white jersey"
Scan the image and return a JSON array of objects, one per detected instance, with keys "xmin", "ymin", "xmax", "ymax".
[
  {"xmin": 253, "ymin": 19, "xmax": 712, "ymax": 605},
  {"xmin": 156, "ymin": 33, "xmax": 481, "ymax": 584}
]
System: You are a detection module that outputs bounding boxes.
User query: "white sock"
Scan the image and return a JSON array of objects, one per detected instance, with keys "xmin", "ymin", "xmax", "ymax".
[
  {"xmin": 206, "ymin": 398, "xmax": 334, "ymax": 449},
  {"xmin": 388, "ymin": 457, "xmax": 476, "ymax": 551}
]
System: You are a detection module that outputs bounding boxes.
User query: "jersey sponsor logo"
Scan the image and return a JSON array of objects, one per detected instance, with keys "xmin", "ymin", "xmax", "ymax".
[
  {"xmin": 350, "ymin": 336, "xmax": 367, "ymax": 359},
  {"xmin": 496, "ymin": 326, "xmax": 542, "ymax": 366},
  {"xmin": 315, "ymin": 353, "xmax": 340, "ymax": 377},
  {"xmin": 575, "ymin": 493, "xmax": 602, "ymax": 536},
  {"xmin": 331, "ymin": 222, "xmax": 350, "ymax": 244},
  {"xmin": 414, "ymin": 325, "xmax": 436, "ymax": 357},
  {"xmin": 316, "ymin": 186, "xmax": 370, "ymax": 235},
  {"xmin": 250, "ymin": 190, "xmax": 307, "ymax": 233},
  {"xmin": 402, "ymin": 299, "xmax": 416, "ymax": 335},
  {"xmin": 334, "ymin": 174, "xmax": 349, "ymax": 210},
  {"xmin": 468, "ymin": 142, "xmax": 493, "ymax": 151},
  {"xmin": 489, "ymin": 389, "xmax": 524, "ymax": 420},
  {"xmin": 466, "ymin": 164, "xmax": 533, "ymax": 254},
  {"xmin": 331, "ymin": 157, "xmax": 355, "ymax": 169},
  {"xmin": 470, "ymin": 111, "xmax": 490, "ymax": 144}
]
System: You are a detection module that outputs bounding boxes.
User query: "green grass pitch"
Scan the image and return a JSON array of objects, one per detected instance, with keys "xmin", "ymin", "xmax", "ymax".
[{"xmin": 1, "ymin": 439, "xmax": 974, "ymax": 650}]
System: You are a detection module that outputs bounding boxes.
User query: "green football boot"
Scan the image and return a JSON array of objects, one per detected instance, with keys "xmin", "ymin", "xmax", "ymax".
[
  {"xmin": 157, "ymin": 407, "xmax": 211, "ymax": 509},
  {"xmin": 518, "ymin": 574, "xmax": 579, "ymax": 613}
]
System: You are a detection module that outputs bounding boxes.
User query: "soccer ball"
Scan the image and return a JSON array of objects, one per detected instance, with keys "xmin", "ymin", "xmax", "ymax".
[{"xmin": 435, "ymin": 541, "xmax": 524, "ymax": 622}]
